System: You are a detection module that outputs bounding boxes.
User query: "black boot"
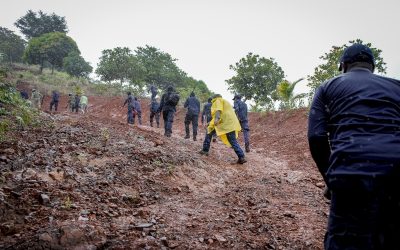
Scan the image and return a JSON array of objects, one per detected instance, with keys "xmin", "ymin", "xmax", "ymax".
[
  {"xmin": 237, "ymin": 157, "xmax": 247, "ymax": 164},
  {"xmin": 184, "ymin": 135, "xmax": 190, "ymax": 139},
  {"xmin": 245, "ymin": 145, "xmax": 250, "ymax": 153}
]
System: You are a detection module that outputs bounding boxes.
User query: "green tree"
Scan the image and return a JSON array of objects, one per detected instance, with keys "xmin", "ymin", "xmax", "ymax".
[
  {"xmin": 96, "ymin": 47, "xmax": 143, "ymax": 88},
  {"xmin": 63, "ymin": 51, "xmax": 93, "ymax": 78},
  {"xmin": 0, "ymin": 27, "xmax": 26, "ymax": 64},
  {"xmin": 135, "ymin": 45, "xmax": 186, "ymax": 90},
  {"xmin": 14, "ymin": 10, "xmax": 68, "ymax": 39},
  {"xmin": 226, "ymin": 52, "xmax": 285, "ymax": 109},
  {"xmin": 177, "ymin": 77, "xmax": 213, "ymax": 103},
  {"xmin": 23, "ymin": 32, "xmax": 79, "ymax": 73},
  {"xmin": 307, "ymin": 39, "xmax": 387, "ymax": 98},
  {"xmin": 274, "ymin": 78, "xmax": 307, "ymax": 110}
]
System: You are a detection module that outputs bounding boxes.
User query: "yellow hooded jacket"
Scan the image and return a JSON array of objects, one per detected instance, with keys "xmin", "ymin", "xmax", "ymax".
[{"xmin": 207, "ymin": 96, "xmax": 242, "ymax": 147}]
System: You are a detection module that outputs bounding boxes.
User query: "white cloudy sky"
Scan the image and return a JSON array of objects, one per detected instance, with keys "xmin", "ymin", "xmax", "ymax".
[{"xmin": 2, "ymin": 0, "xmax": 399, "ymax": 100}]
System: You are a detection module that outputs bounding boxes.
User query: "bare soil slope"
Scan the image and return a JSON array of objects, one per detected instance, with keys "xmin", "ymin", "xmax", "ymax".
[{"xmin": 0, "ymin": 96, "xmax": 328, "ymax": 249}]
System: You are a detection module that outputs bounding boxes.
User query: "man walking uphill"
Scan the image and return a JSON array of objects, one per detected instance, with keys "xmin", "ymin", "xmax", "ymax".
[
  {"xmin": 184, "ymin": 92, "xmax": 200, "ymax": 141},
  {"xmin": 308, "ymin": 43, "xmax": 400, "ymax": 250},
  {"xmin": 233, "ymin": 94, "xmax": 250, "ymax": 152},
  {"xmin": 122, "ymin": 92, "xmax": 135, "ymax": 124},
  {"xmin": 150, "ymin": 98, "xmax": 160, "ymax": 128},
  {"xmin": 49, "ymin": 90, "xmax": 60, "ymax": 112},
  {"xmin": 200, "ymin": 94, "xmax": 246, "ymax": 164},
  {"xmin": 158, "ymin": 86, "xmax": 179, "ymax": 137},
  {"xmin": 202, "ymin": 97, "xmax": 217, "ymax": 142},
  {"xmin": 133, "ymin": 97, "xmax": 142, "ymax": 125}
]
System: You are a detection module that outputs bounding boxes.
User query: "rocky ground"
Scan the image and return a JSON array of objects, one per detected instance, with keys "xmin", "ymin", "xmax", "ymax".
[{"xmin": 0, "ymin": 95, "xmax": 328, "ymax": 249}]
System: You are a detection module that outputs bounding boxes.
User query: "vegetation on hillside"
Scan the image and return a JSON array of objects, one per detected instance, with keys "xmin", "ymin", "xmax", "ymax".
[{"xmin": 0, "ymin": 65, "xmax": 39, "ymax": 141}]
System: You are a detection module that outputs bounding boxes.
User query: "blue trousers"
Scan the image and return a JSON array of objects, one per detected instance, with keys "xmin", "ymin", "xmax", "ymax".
[
  {"xmin": 240, "ymin": 120, "xmax": 250, "ymax": 148},
  {"xmin": 150, "ymin": 111, "xmax": 160, "ymax": 127},
  {"xmin": 325, "ymin": 176, "xmax": 400, "ymax": 250},
  {"xmin": 127, "ymin": 109, "xmax": 134, "ymax": 124},
  {"xmin": 202, "ymin": 130, "xmax": 245, "ymax": 159},
  {"xmin": 185, "ymin": 113, "xmax": 199, "ymax": 137},
  {"xmin": 163, "ymin": 110, "xmax": 175, "ymax": 135},
  {"xmin": 133, "ymin": 111, "xmax": 142, "ymax": 125}
]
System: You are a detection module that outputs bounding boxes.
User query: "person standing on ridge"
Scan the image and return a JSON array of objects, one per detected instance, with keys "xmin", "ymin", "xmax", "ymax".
[
  {"xmin": 49, "ymin": 90, "xmax": 60, "ymax": 112},
  {"xmin": 308, "ymin": 43, "xmax": 400, "ymax": 249},
  {"xmin": 184, "ymin": 92, "xmax": 200, "ymax": 141}
]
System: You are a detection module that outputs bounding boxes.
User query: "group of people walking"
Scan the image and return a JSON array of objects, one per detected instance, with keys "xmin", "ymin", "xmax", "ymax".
[
  {"xmin": 19, "ymin": 88, "xmax": 88, "ymax": 114},
  {"xmin": 66, "ymin": 92, "xmax": 88, "ymax": 114},
  {"xmin": 123, "ymin": 84, "xmax": 251, "ymax": 164}
]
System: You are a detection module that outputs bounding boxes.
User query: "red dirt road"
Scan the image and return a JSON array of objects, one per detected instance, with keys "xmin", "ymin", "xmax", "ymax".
[{"xmin": 0, "ymin": 95, "xmax": 328, "ymax": 249}]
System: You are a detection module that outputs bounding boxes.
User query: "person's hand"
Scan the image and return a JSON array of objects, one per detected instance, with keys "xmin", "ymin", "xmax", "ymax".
[{"xmin": 214, "ymin": 118, "xmax": 220, "ymax": 126}]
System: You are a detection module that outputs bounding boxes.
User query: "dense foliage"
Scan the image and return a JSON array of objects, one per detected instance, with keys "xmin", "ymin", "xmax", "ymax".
[
  {"xmin": 135, "ymin": 45, "xmax": 186, "ymax": 90},
  {"xmin": 95, "ymin": 47, "xmax": 143, "ymax": 88},
  {"xmin": 0, "ymin": 27, "xmax": 26, "ymax": 64},
  {"xmin": 0, "ymin": 66, "xmax": 39, "ymax": 141},
  {"xmin": 226, "ymin": 53, "xmax": 285, "ymax": 110},
  {"xmin": 23, "ymin": 32, "xmax": 79, "ymax": 73},
  {"xmin": 14, "ymin": 10, "xmax": 68, "ymax": 39},
  {"xmin": 96, "ymin": 45, "xmax": 213, "ymax": 102},
  {"xmin": 63, "ymin": 51, "xmax": 93, "ymax": 78},
  {"xmin": 307, "ymin": 39, "xmax": 387, "ymax": 98}
]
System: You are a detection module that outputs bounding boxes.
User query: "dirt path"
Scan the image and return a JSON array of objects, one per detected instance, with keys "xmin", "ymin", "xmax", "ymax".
[
  {"xmin": 85, "ymin": 97, "xmax": 328, "ymax": 249},
  {"xmin": 0, "ymin": 96, "xmax": 327, "ymax": 249}
]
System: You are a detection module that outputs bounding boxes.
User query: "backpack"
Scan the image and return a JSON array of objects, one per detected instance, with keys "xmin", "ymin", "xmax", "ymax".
[{"xmin": 166, "ymin": 92, "xmax": 180, "ymax": 106}]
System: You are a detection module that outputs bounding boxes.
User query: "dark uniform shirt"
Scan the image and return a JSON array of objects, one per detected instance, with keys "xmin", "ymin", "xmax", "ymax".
[
  {"xmin": 151, "ymin": 100, "xmax": 159, "ymax": 113},
  {"xmin": 202, "ymin": 102, "xmax": 212, "ymax": 123},
  {"xmin": 123, "ymin": 95, "xmax": 135, "ymax": 110},
  {"xmin": 134, "ymin": 100, "xmax": 141, "ymax": 112},
  {"xmin": 184, "ymin": 96, "xmax": 200, "ymax": 115},
  {"xmin": 159, "ymin": 92, "xmax": 176, "ymax": 112},
  {"xmin": 233, "ymin": 100, "xmax": 248, "ymax": 122},
  {"xmin": 308, "ymin": 67, "xmax": 400, "ymax": 182},
  {"xmin": 52, "ymin": 91, "xmax": 60, "ymax": 102}
]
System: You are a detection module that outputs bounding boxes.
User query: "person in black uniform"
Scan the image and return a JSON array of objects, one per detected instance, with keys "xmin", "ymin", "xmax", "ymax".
[{"xmin": 308, "ymin": 43, "xmax": 400, "ymax": 250}]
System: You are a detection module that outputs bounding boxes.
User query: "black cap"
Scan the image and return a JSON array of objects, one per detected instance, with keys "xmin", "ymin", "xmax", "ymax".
[
  {"xmin": 190, "ymin": 92, "xmax": 195, "ymax": 97},
  {"xmin": 339, "ymin": 43, "xmax": 375, "ymax": 71},
  {"xmin": 207, "ymin": 97, "xmax": 212, "ymax": 102},
  {"xmin": 232, "ymin": 94, "xmax": 242, "ymax": 100}
]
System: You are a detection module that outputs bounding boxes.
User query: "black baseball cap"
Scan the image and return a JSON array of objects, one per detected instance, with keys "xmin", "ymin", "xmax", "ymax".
[{"xmin": 339, "ymin": 43, "xmax": 375, "ymax": 71}]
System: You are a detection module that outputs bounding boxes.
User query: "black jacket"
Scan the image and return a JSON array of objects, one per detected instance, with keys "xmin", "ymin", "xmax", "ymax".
[{"xmin": 308, "ymin": 67, "xmax": 400, "ymax": 183}]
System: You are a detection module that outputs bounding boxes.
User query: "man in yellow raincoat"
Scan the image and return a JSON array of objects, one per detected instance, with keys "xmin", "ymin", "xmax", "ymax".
[{"xmin": 199, "ymin": 94, "xmax": 247, "ymax": 164}]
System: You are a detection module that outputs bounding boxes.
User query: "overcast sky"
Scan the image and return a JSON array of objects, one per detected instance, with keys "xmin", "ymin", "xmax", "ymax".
[{"xmin": 2, "ymin": 0, "xmax": 400, "ymax": 100}]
